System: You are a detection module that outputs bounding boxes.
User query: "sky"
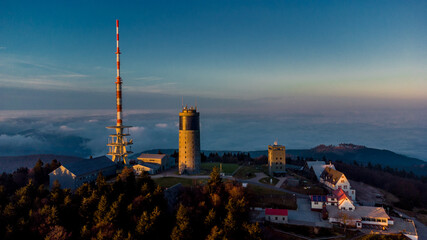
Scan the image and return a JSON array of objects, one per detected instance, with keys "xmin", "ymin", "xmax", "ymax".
[{"xmin": 0, "ymin": 1, "xmax": 426, "ymax": 160}]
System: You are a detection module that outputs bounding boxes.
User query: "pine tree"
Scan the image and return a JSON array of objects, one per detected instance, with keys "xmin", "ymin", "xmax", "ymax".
[
  {"xmin": 171, "ymin": 204, "xmax": 192, "ymax": 240},
  {"xmin": 243, "ymin": 222, "xmax": 262, "ymax": 240},
  {"xmin": 207, "ymin": 167, "xmax": 222, "ymax": 194},
  {"xmin": 206, "ymin": 225, "xmax": 224, "ymax": 240},
  {"xmin": 93, "ymin": 195, "xmax": 108, "ymax": 225}
]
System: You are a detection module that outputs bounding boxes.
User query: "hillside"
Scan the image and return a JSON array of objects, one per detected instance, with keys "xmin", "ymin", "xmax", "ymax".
[
  {"xmin": 0, "ymin": 154, "xmax": 84, "ymax": 173},
  {"xmin": 286, "ymin": 144, "xmax": 427, "ymax": 176}
]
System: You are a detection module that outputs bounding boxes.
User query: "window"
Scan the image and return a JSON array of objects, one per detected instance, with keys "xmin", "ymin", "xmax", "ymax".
[
  {"xmin": 341, "ymin": 180, "xmax": 344, "ymax": 183},
  {"xmin": 349, "ymin": 207, "xmax": 353, "ymax": 210},
  {"xmin": 275, "ymin": 217, "xmax": 278, "ymax": 220},
  {"xmin": 282, "ymin": 217, "xmax": 285, "ymax": 220},
  {"xmin": 344, "ymin": 185, "xmax": 347, "ymax": 189}
]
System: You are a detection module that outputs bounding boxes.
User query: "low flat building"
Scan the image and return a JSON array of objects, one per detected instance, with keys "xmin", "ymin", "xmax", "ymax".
[
  {"xmin": 49, "ymin": 156, "xmax": 117, "ymax": 190},
  {"xmin": 311, "ymin": 195, "xmax": 327, "ymax": 211},
  {"xmin": 327, "ymin": 205, "xmax": 390, "ymax": 229},
  {"xmin": 265, "ymin": 208, "xmax": 288, "ymax": 224},
  {"xmin": 137, "ymin": 153, "xmax": 175, "ymax": 171},
  {"xmin": 132, "ymin": 162, "xmax": 161, "ymax": 175},
  {"xmin": 310, "ymin": 194, "xmax": 341, "ymax": 211}
]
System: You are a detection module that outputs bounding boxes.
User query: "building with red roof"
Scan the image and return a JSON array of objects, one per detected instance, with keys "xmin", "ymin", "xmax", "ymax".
[
  {"xmin": 333, "ymin": 188, "xmax": 355, "ymax": 211},
  {"xmin": 265, "ymin": 208, "xmax": 288, "ymax": 224}
]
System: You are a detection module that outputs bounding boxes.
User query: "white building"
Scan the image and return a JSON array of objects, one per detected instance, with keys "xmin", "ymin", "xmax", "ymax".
[
  {"xmin": 132, "ymin": 162, "xmax": 161, "ymax": 175},
  {"xmin": 49, "ymin": 156, "xmax": 117, "ymax": 190},
  {"xmin": 320, "ymin": 167, "xmax": 356, "ymax": 201},
  {"xmin": 333, "ymin": 188, "xmax": 355, "ymax": 211},
  {"xmin": 265, "ymin": 208, "xmax": 288, "ymax": 224},
  {"xmin": 137, "ymin": 153, "xmax": 175, "ymax": 171}
]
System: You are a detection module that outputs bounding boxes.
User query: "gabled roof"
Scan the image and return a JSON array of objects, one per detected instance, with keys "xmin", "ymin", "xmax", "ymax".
[
  {"xmin": 306, "ymin": 161, "xmax": 326, "ymax": 168},
  {"xmin": 265, "ymin": 208, "xmax": 288, "ymax": 216},
  {"xmin": 54, "ymin": 156, "xmax": 116, "ymax": 177},
  {"xmin": 321, "ymin": 167, "xmax": 344, "ymax": 185},
  {"xmin": 305, "ymin": 161, "xmax": 336, "ymax": 181},
  {"xmin": 356, "ymin": 206, "xmax": 389, "ymax": 219},
  {"xmin": 137, "ymin": 153, "xmax": 166, "ymax": 160},
  {"xmin": 333, "ymin": 188, "xmax": 354, "ymax": 208}
]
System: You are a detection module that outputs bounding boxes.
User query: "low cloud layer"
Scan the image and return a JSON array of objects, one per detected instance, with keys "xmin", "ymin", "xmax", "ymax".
[{"xmin": 0, "ymin": 109, "xmax": 426, "ymax": 161}]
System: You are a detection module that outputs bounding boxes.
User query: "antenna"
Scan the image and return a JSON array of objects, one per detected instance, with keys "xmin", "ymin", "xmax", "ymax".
[
  {"xmin": 116, "ymin": 19, "xmax": 122, "ymax": 126},
  {"xmin": 195, "ymin": 97, "xmax": 197, "ymax": 110},
  {"xmin": 181, "ymin": 96, "xmax": 184, "ymax": 109}
]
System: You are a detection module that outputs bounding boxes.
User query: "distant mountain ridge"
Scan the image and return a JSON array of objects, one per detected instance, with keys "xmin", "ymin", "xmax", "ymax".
[
  {"xmin": 2, "ymin": 144, "xmax": 425, "ymax": 176},
  {"xmin": 0, "ymin": 154, "xmax": 84, "ymax": 173}
]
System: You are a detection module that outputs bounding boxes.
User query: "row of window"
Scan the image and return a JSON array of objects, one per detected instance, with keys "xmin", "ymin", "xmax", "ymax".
[
  {"xmin": 267, "ymin": 216, "xmax": 286, "ymax": 221},
  {"xmin": 361, "ymin": 217, "xmax": 386, "ymax": 223}
]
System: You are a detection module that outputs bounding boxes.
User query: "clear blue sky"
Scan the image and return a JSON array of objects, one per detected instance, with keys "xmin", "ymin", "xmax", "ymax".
[{"xmin": 0, "ymin": 0, "xmax": 426, "ymax": 112}]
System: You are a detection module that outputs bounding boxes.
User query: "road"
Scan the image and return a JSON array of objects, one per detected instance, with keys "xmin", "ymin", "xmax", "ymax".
[{"xmin": 395, "ymin": 210, "xmax": 427, "ymax": 240}]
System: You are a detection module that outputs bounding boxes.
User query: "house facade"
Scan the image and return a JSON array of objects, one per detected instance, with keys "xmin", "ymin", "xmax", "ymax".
[
  {"xmin": 265, "ymin": 208, "xmax": 288, "ymax": 224},
  {"xmin": 137, "ymin": 153, "xmax": 175, "ymax": 171},
  {"xmin": 132, "ymin": 162, "xmax": 160, "ymax": 175},
  {"xmin": 320, "ymin": 167, "xmax": 356, "ymax": 200}
]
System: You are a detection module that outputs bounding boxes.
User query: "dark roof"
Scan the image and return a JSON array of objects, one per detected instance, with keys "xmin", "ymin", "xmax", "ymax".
[
  {"xmin": 265, "ymin": 208, "xmax": 288, "ymax": 216},
  {"xmin": 137, "ymin": 153, "xmax": 166, "ymax": 160},
  {"xmin": 311, "ymin": 195, "xmax": 327, "ymax": 202},
  {"xmin": 59, "ymin": 156, "xmax": 116, "ymax": 176},
  {"xmin": 320, "ymin": 167, "xmax": 344, "ymax": 185}
]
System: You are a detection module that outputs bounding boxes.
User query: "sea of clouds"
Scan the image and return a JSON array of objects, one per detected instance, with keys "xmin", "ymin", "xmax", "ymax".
[{"xmin": 0, "ymin": 108, "xmax": 426, "ymax": 161}]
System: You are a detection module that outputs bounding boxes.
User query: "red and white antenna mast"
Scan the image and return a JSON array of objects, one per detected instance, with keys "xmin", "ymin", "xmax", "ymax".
[
  {"xmin": 107, "ymin": 19, "xmax": 133, "ymax": 165},
  {"xmin": 116, "ymin": 19, "xmax": 122, "ymax": 126}
]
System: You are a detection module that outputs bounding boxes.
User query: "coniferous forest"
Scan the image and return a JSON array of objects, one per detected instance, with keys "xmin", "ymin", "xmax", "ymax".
[{"xmin": 0, "ymin": 160, "xmax": 262, "ymax": 240}]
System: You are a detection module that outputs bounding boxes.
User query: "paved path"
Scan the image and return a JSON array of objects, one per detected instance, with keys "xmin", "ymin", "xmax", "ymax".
[
  {"xmin": 236, "ymin": 178, "xmax": 309, "ymax": 198},
  {"xmin": 150, "ymin": 170, "xmax": 307, "ymax": 198},
  {"xmin": 275, "ymin": 177, "xmax": 287, "ymax": 188},
  {"xmin": 288, "ymin": 198, "xmax": 331, "ymax": 228},
  {"xmin": 396, "ymin": 210, "xmax": 427, "ymax": 240}
]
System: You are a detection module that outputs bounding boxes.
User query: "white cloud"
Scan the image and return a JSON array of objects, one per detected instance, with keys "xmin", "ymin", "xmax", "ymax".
[
  {"xmin": 135, "ymin": 76, "xmax": 163, "ymax": 81},
  {"xmin": 155, "ymin": 123, "xmax": 168, "ymax": 128},
  {"xmin": 130, "ymin": 126, "xmax": 145, "ymax": 134},
  {"xmin": 59, "ymin": 125, "xmax": 74, "ymax": 131}
]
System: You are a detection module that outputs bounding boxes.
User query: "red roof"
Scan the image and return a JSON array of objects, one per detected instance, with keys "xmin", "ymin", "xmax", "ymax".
[
  {"xmin": 265, "ymin": 208, "xmax": 288, "ymax": 216},
  {"xmin": 333, "ymin": 188, "xmax": 349, "ymax": 202}
]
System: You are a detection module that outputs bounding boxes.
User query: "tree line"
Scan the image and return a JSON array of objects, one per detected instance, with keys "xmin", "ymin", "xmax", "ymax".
[{"xmin": 0, "ymin": 160, "xmax": 261, "ymax": 239}]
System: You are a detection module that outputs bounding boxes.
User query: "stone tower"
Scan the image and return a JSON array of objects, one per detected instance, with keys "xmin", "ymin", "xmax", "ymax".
[
  {"xmin": 268, "ymin": 141, "xmax": 286, "ymax": 176},
  {"xmin": 179, "ymin": 106, "xmax": 201, "ymax": 174}
]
